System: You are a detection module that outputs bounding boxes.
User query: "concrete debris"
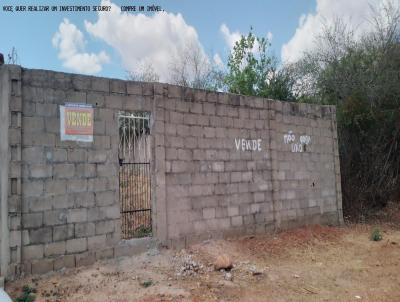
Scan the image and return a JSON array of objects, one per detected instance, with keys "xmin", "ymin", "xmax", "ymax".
[
  {"xmin": 175, "ymin": 252, "xmax": 204, "ymax": 277},
  {"xmin": 248, "ymin": 265, "xmax": 263, "ymax": 276},
  {"xmin": 224, "ymin": 272, "xmax": 233, "ymax": 281}
]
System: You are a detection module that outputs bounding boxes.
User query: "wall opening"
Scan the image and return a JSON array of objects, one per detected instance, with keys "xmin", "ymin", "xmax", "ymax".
[{"xmin": 118, "ymin": 111, "xmax": 152, "ymax": 239}]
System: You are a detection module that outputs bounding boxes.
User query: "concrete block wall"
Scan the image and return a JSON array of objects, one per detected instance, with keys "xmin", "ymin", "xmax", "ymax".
[
  {"xmin": 156, "ymin": 88, "xmax": 343, "ymax": 248},
  {"xmin": 1, "ymin": 66, "xmax": 157, "ymax": 278},
  {"xmin": 0, "ymin": 65, "xmax": 343, "ymax": 279},
  {"xmin": 269, "ymin": 101, "xmax": 343, "ymax": 230}
]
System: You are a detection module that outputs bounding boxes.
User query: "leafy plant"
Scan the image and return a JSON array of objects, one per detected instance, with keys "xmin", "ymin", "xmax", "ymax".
[
  {"xmin": 140, "ymin": 280, "xmax": 153, "ymax": 288},
  {"xmin": 15, "ymin": 285, "xmax": 36, "ymax": 302},
  {"xmin": 370, "ymin": 227, "xmax": 383, "ymax": 241},
  {"xmin": 224, "ymin": 28, "xmax": 295, "ymax": 101},
  {"xmin": 133, "ymin": 225, "xmax": 152, "ymax": 238}
]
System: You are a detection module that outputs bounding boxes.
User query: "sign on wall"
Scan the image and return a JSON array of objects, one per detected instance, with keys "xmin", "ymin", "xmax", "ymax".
[{"xmin": 60, "ymin": 103, "xmax": 93, "ymax": 142}]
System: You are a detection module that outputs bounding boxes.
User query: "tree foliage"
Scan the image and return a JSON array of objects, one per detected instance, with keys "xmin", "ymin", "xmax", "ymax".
[
  {"xmin": 224, "ymin": 29, "xmax": 295, "ymax": 100},
  {"xmin": 290, "ymin": 2, "xmax": 400, "ymax": 219}
]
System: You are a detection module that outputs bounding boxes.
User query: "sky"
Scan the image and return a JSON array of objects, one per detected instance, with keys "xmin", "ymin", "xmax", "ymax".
[{"xmin": 0, "ymin": 0, "xmax": 391, "ymax": 81}]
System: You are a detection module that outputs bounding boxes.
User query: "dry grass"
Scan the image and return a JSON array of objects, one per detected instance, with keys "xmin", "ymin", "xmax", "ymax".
[
  {"xmin": 6, "ymin": 222, "xmax": 400, "ymax": 302},
  {"xmin": 119, "ymin": 167, "xmax": 152, "ymax": 238}
]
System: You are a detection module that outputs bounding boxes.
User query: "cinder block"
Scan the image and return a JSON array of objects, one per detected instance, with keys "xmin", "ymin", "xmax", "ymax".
[
  {"xmin": 87, "ymin": 207, "xmax": 105, "ymax": 222},
  {"xmin": 177, "ymin": 149, "xmax": 192, "ymax": 161},
  {"xmin": 203, "ymin": 103, "xmax": 215, "ymax": 115},
  {"xmin": 30, "ymin": 164, "xmax": 52, "ymax": 178},
  {"xmin": 94, "ymin": 135, "xmax": 111, "ymax": 149},
  {"xmin": 44, "ymin": 209, "xmax": 67, "ymax": 226},
  {"xmin": 54, "ymin": 254, "xmax": 75, "ymax": 270},
  {"xmin": 231, "ymin": 216, "xmax": 243, "ymax": 226},
  {"xmin": 22, "ymin": 116, "xmax": 44, "ymax": 132},
  {"xmin": 203, "ymin": 208, "xmax": 216, "ymax": 219},
  {"xmin": 72, "ymin": 75, "xmax": 91, "ymax": 90},
  {"xmin": 95, "ymin": 191, "xmax": 115, "ymax": 206},
  {"xmin": 88, "ymin": 150, "xmax": 107, "ymax": 163},
  {"xmin": 95, "ymin": 220, "xmax": 115, "ymax": 235},
  {"xmin": 250, "ymin": 203, "xmax": 260, "ymax": 214},
  {"xmin": 53, "ymin": 224, "xmax": 74, "ymax": 241},
  {"xmin": 50, "ymin": 149, "xmax": 68, "ymax": 162},
  {"xmin": 75, "ymin": 222, "xmax": 96, "ymax": 238},
  {"xmin": 88, "ymin": 178, "xmax": 108, "ymax": 192},
  {"xmin": 110, "ymin": 79, "xmax": 126, "ymax": 94},
  {"xmin": 9, "ymin": 230, "xmax": 22, "ymax": 247},
  {"xmin": 29, "ymin": 227, "xmax": 52, "ymax": 244},
  {"xmin": 184, "ymin": 137, "xmax": 197, "ymax": 149},
  {"xmin": 74, "ymin": 192, "xmax": 95, "ymax": 208},
  {"xmin": 31, "ymin": 258, "xmax": 54, "ymax": 275},
  {"xmin": 53, "ymin": 164, "xmax": 75, "ymax": 178},
  {"xmin": 242, "ymin": 172, "xmax": 253, "ymax": 182},
  {"xmin": 212, "ymin": 162, "xmax": 224, "ymax": 172},
  {"xmin": 44, "ymin": 241, "xmax": 66, "ymax": 257},
  {"xmin": 88, "ymin": 235, "xmax": 107, "ymax": 250},
  {"xmin": 190, "ymin": 185, "xmax": 214, "ymax": 196},
  {"xmin": 23, "ymin": 180, "xmax": 44, "ymax": 197},
  {"xmin": 23, "ymin": 244, "xmax": 44, "ymax": 260},
  {"xmin": 204, "ymin": 127, "xmax": 215, "ymax": 138},
  {"xmin": 52, "ymin": 194, "xmax": 74, "ymax": 209},
  {"xmin": 36, "ymin": 103, "xmax": 57, "ymax": 118},
  {"xmin": 127, "ymin": 82, "xmax": 142, "ymax": 95},
  {"xmin": 67, "ymin": 179, "xmax": 88, "ymax": 193},
  {"xmin": 177, "ymin": 125, "xmax": 190, "ymax": 136},
  {"xmin": 66, "ymin": 238, "xmax": 87, "ymax": 254},
  {"xmin": 227, "ymin": 206, "xmax": 239, "ymax": 217},
  {"xmin": 166, "ymin": 148, "xmax": 178, "ymax": 160},
  {"xmin": 45, "ymin": 179, "xmax": 67, "ymax": 196},
  {"xmin": 254, "ymin": 192, "xmax": 265, "ymax": 203},
  {"xmin": 76, "ymin": 163, "xmax": 96, "ymax": 178},
  {"xmin": 68, "ymin": 149, "xmax": 87, "ymax": 162},
  {"xmin": 96, "ymin": 164, "xmax": 117, "ymax": 177},
  {"xmin": 23, "ymin": 132, "xmax": 55, "ymax": 146},
  {"xmin": 22, "ymin": 212, "xmax": 43, "ymax": 228},
  {"xmin": 92, "ymin": 77, "xmax": 109, "ymax": 92},
  {"xmin": 198, "ymin": 116, "xmax": 210, "ymax": 127},
  {"xmin": 231, "ymin": 172, "xmax": 242, "ymax": 182},
  {"xmin": 75, "ymin": 251, "xmax": 96, "ymax": 267},
  {"xmin": 67, "ymin": 208, "xmax": 88, "ymax": 223}
]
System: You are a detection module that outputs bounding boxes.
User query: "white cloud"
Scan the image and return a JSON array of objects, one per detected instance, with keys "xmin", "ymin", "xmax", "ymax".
[
  {"xmin": 281, "ymin": 0, "xmax": 393, "ymax": 63},
  {"xmin": 84, "ymin": 0, "xmax": 205, "ymax": 81},
  {"xmin": 52, "ymin": 18, "xmax": 110, "ymax": 74},
  {"xmin": 220, "ymin": 23, "xmax": 242, "ymax": 50},
  {"xmin": 220, "ymin": 23, "xmax": 273, "ymax": 52}
]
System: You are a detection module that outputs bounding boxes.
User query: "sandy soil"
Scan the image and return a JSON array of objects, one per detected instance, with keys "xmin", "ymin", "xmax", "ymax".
[{"xmin": 6, "ymin": 224, "xmax": 400, "ymax": 302}]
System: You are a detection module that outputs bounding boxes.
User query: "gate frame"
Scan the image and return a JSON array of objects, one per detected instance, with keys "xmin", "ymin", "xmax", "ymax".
[{"xmin": 117, "ymin": 110, "xmax": 154, "ymax": 240}]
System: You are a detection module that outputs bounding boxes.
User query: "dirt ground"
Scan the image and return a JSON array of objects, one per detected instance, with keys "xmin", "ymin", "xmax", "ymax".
[{"xmin": 6, "ymin": 223, "xmax": 400, "ymax": 302}]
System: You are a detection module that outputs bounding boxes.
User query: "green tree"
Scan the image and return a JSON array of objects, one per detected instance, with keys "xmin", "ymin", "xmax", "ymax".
[
  {"xmin": 289, "ymin": 1, "xmax": 400, "ymax": 219},
  {"xmin": 224, "ymin": 29, "xmax": 295, "ymax": 100}
]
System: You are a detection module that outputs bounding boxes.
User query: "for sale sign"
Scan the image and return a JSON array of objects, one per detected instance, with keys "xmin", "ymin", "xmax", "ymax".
[{"xmin": 60, "ymin": 103, "xmax": 93, "ymax": 142}]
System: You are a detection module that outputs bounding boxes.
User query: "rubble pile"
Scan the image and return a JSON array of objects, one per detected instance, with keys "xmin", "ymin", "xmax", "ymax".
[{"xmin": 175, "ymin": 251, "xmax": 204, "ymax": 277}]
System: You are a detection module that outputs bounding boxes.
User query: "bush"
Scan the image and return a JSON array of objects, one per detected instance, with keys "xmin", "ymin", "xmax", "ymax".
[
  {"xmin": 370, "ymin": 227, "xmax": 383, "ymax": 241},
  {"xmin": 15, "ymin": 285, "xmax": 36, "ymax": 302}
]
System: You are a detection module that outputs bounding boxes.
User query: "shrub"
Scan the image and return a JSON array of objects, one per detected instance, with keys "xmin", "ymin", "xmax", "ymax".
[{"xmin": 370, "ymin": 227, "xmax": 383, "ymax": 241}]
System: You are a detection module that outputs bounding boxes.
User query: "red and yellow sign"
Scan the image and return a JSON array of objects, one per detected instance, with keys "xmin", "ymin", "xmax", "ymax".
[
  {"xmin": 64, "ymin": 105, "xmax": 93, "ymax": 135},
  {"xmin": 60, "ymin": 103, "xmax": 94, "ymax": 142}
]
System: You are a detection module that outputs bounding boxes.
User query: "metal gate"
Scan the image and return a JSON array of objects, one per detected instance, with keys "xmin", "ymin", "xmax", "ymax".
[{"xmin": 118, "ymin": 111, "xmax": 152, "ymax": 239}]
